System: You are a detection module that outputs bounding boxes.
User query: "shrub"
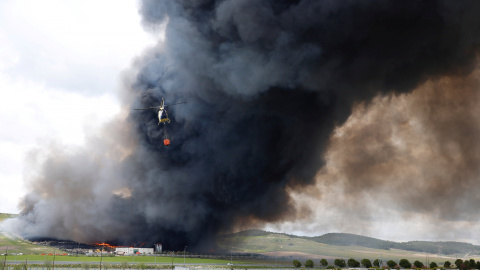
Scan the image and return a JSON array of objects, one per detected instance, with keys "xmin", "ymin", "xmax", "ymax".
[
  {"xmin": 334, "ymin": 259, "xmax": 346, "ymax": 268},
  {"xmin": 321, "ymin": 259, "xmax": 329, "ymax": 268},
  {"xmin": 362, "ymin": 259, "xmax": 372, "ymax": 268},
  {"xmin": 414, "ymin": 260, "xmax": 424, "ymax": 268},
  {"xmin": 387, "ymin": 260, "xmax": 397, "ymax": 268},
  {"xmin": 305, "ymin": 259, "xmax": 314, "ymax": 268},
  {"xmin": 293, "ymin": 260, "xmax": 302, "ymax": 268},
  {"xmin": 82, "ymin": 262, "xmax": 90, "ymax": 270},
  {"xmin": 348, "ymin": 258, "xmax": 360, "ymax": 268},
  {"xmin": 399, "ymin": 259, "xmax": 412, "ymax": 269},
  {"xmin": 44, "ymin": 261, "xmax": 53, "ymax": 270}
]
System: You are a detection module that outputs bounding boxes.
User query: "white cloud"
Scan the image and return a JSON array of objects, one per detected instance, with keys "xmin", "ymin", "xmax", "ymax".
[
  {"xmin": 0, "ymin": 0, "xmax": 154, "ymax": 213},
  {"xmin": 0, "ymin": 0, "xmax": 154, "ymax": 94}
]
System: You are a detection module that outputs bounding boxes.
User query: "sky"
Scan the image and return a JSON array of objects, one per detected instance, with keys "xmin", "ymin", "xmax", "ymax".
[{"xmin": 0, "ymin": 0, "xmax": 154, "ymax": 214}]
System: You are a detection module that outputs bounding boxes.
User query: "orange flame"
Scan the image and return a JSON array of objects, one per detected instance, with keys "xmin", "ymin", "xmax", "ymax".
[{"xmin": 93, "ymin": 242, "xmax": 117, "ymax": 249}]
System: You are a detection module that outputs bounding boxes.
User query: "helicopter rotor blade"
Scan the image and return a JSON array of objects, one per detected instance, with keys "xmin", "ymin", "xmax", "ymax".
[
  {"xmin": 133, "ymin": 106, "xmax": 162, "ymax": 110},
  {"xmin": 164, "ymin": 101, "xmax": 187, "ymax": 107}
]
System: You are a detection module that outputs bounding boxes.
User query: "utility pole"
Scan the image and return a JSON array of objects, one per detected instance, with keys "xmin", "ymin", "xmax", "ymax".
[
  {"xmin": 52, "ymin": 248, "xmax": 56, "ymax": 270},
  {"xmin": 100, "ymin": 247, "xmax": 103, "ymax": 270},
  {"xmin": 184, "ymin": 246, "xmax": 187, "ymax": 266},
  {"xmin": 3, "ymin": 247, "xmax": 7, "ymax": 269},
  {"xmin": 275, "ymin": 244, "xmax": 281, "ymax": 268}
]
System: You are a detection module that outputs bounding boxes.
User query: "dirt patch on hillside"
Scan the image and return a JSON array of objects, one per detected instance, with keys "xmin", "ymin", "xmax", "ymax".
[{"xmin": 262, "ymin": 251, "xmax": 338, "ymax": 259}]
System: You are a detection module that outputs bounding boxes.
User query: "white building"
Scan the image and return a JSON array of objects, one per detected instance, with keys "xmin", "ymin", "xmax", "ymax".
[{"xmin": 115, "ymin": 247, "xmax": 154, "ymax": 255}]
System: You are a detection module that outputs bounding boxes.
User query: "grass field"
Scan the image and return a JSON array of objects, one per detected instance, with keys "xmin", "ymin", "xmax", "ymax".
[{"xmin": 1, "ymin": 254, "xmax": 235, "ymax": 265}]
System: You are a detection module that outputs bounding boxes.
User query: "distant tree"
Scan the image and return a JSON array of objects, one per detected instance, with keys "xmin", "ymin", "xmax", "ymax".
[
  {"xmin": 414, "ymin": 260, "xmax": 424, "ymax": 268},
  {"xmin": 361, "ymin": 259, "xmax": 372, "ymax": 268},
  {"xmin": 374, "ymin": 259, "xmax": 381, "ymax": 267},
  {"xmin": 293, "ymin": 260, "xmax": 302, "ymax": 268},
  {"xmin": 321, "ymin": 259, "xmax": 329, "ymax": 268},
  {"xmin": 348, "ymin": 258, "xmax": 360, "ymax": 268},
  {"xmin": 430, "ymin": 262, "xmax": 438, "ymax": 268},
  {"xmin": 455, "ymin": 259, "xmax": 463, "ymax": 269},
  {"xmin": 461, "ymin": 261, "xmax": 470, "ymax": 270},
  {"xmin": 469, "ymin": 259, "xmax": 475, "ymax": 268},
  {"xmin": 476, "ymin": 261, "xmax": 480, "ymax": 270},
  {"xmin": 335, "ymin": 259, "xmax": 346, "ymax": 268},
  {"xmin": 305, "ymin": 259, "xmax": 314, "ymax": 268},
  {"xmin": 387, "ymin": 260, "xmax": 397, "ymax": 268},
  {"xmin": 444, "ymin": 261, "xmax": 451, "ymax": 268},
  {"xmin": 399, "ymin": 259, "xmax": 412, "ymax": 269}
]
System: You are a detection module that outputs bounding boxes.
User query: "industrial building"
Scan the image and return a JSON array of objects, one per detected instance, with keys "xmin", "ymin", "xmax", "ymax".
[
  {"xmin": 115, "ymin": 247, "xmax": 154, "ymax": 255},
  {"xmin": 155, "ymin": 243, "xmax": 162, "ymax": 253}
]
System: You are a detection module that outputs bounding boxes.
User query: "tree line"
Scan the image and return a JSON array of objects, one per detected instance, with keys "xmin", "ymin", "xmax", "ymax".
[{"xmin": 292, "ymin": 258, "xmax": 480, "ymax": 269}]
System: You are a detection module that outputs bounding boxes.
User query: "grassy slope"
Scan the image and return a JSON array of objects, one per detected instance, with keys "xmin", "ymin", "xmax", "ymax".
[
  {"xmin": 0, "ymin": 213, "xmax": 71, "ymax": 255},
  {"xmin": 217, "ymin": 232, "xmax": 472, "ymax": 264}
]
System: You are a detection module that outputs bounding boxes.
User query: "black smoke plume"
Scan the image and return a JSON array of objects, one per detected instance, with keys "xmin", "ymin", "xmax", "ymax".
[{"xmin": 9, "ymin": 1, "xmax": 480, "ymax": 250}]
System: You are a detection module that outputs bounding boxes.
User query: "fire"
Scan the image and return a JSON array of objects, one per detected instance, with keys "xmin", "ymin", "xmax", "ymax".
[{"xmin": 93, "ymin": 242, "xmax": 117, "ymax": 249}]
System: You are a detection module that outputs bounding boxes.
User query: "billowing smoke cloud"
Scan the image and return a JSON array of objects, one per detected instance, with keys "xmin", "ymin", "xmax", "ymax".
[
  {"xmin": 8, "ymin": 1, "xmax": 480, "ymax": 249},
  {"xmin": 275, "ymin": 67, "xmax": 480, "ymax": 242}
]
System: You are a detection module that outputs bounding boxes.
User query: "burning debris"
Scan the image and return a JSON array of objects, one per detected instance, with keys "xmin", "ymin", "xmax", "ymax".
[
  {"xmin": 29, "ymin": 238, "xmax": 94, "ymax": 250},
  {"xmin": 7, "ymin": 0, "xmax": 480, "ymax": 251}
]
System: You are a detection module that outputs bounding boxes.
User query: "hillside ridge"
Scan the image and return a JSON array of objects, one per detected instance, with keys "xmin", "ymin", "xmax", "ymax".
[{"xmin": 223, "ymin": 230, "xmax": 480, "ymax": 256}]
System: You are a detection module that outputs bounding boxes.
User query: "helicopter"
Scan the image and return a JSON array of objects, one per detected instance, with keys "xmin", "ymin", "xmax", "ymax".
[
  {"xmin": 134, "ymin": 98, "xmax": 186, "ymax": 145},
  {"xmin": 134, "ymin": 98, "xmax": 186, "ymax": 125}
]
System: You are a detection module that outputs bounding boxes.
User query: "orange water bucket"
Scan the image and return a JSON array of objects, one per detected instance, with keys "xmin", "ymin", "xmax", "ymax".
[{"xmin": 163, "ymin": 139, "xmax": 170, "ymax": 146}]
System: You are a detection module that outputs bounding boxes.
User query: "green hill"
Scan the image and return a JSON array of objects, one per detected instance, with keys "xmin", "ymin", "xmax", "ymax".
[
  {"xmin": 304, "ymin": 233, "xmax": 480, "ymax": 255},
  {"xmin": 307, "ymin": 233, "xmax": 397, "ymax": 250},
  {"xmin": 218, "ymin": 230, "xmax": 480, "ymax": 262}
]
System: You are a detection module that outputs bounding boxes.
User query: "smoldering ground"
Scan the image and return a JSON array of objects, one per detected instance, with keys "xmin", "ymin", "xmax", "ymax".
[{"xmin": 6, "ymin": 0, "xmax": 480, "ymax": 249}]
